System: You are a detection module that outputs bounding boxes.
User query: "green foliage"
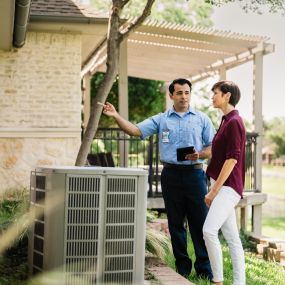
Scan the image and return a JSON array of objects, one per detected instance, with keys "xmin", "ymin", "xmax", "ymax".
[
  {"xmin": 91, "ymin": 73, "xmax": 166, "ymax": 126},
  {"xmin": 264, "ymin": 117, "xmax": 285, "ymax": 157},
  {"xmin": 145, "ymin": 227, "xmax": 172, "ymax": 261},
  {"xmin": 204, "ymin": 0, "xmax": 285, "ymax": 14},
  {"xmin": 271, "ymin": 134, "xmax": 285, "ymax": 157},
  {"xmin": 0, "ymin": 190, "xmax": 29, "ymax": 284},
  {"xmin": 91, "ymin": 0, "xmax": 213, "ymax": 27},
  {"xmin": 0, "ymin": 190, "xmax": 29, "ymax": 238},
  {"xmin": 128, "ymin": 77, "xmax": 166, "ymax": 122},
  {"xmin": 146, "ymin": 210, "xmax": 158, "ymax": 223},
  {"xmin": 239, "ymin": 230, "xmax": 257, "ymax": 252},
  {"xmin": 151, "ymin": 0, "xmax": 213, "ymax": 26},
  {"xmin": 193, "ymin": 82, "xmax": 221, "ymax": 129}
]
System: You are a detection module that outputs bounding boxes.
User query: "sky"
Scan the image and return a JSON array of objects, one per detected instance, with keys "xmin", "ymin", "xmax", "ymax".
[{"xmin": 210, "ymin": 2, "xmax": 285, "ymax": 121}]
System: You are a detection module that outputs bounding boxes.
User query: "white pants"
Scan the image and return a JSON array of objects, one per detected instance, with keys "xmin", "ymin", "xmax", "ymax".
[{"xmin": 203, "ymin": 179, "xmax": 246, "ymax": 284}]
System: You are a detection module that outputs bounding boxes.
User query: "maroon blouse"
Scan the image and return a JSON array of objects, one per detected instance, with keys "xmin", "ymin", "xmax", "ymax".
[{"xmin": 206, "ymin": 110, "xmax": 246, "ymax": 197}]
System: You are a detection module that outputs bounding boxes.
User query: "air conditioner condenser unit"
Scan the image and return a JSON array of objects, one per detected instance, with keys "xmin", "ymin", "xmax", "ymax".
[{"xmin": 29, "ymin": 166, "xmax": 148, "ymax": 285}]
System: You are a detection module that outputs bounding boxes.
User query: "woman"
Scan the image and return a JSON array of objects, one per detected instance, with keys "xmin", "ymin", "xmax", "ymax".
[{"xmin": 203, "ymin": 81, "xmax": 246, "ymax": 285}]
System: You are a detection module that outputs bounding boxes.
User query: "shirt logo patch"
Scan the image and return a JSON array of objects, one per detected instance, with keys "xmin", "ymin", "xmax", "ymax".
[{"xmin": 162, "ymin": 131, "xmax": 170, "ymax": 143}]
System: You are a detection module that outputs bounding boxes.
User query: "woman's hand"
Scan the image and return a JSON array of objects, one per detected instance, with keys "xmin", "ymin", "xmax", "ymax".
[{"xmin": 205, "ymin": 190, "xmax": 216, "ymax": 208}]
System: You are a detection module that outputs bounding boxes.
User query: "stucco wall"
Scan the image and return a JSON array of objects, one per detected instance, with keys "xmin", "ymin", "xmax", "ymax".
[{"xmin": 0, "ymin": 32, "xmax": 82, "ymax": 192}]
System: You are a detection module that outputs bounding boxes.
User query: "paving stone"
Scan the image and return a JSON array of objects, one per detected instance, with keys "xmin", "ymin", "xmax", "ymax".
[
  {"xmin": 280, "ymin": 251, "xmax": 285, "ymax": 264},
  {"xmin": 269, "ymin": 241, "xmax": 285, "ymax": 251},
  {"xmin": 266, "ymin": 247, "xmax": 283, "ymax": 262},
  {"xmin": 256, "ymin": 243, "xmax": 268, "ymax": 254},
  {"xmin": 148, "ymin": 264, "xmax": 195, "ymax": 285}
]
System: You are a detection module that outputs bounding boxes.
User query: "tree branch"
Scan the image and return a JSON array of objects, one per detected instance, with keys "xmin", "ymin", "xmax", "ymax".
[
  {"xmin": 117, "ymin": 0, "xmax": 131, "ymax": 10},
  {"xmin": 119, "ymin": 0, "xmax": 155, "ymax": 41}
]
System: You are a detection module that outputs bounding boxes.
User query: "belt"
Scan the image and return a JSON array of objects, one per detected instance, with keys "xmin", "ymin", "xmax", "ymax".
[{"xmin": 162, "ymin": 162, "xmax": 203, "ymax": 170}]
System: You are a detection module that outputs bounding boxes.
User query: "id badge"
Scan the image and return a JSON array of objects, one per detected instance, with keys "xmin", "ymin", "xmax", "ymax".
[{"xmin": 162, "ymin": 131, "xmax": 170, "ymax": 143}]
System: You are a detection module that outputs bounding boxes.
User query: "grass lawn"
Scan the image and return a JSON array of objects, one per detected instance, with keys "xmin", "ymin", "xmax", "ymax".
[
  {"xmin": 261, "ymin": 165, "xmax": 285, "ymax": 238},
  {"xmin": 262, "ymin": 176, "xmax": 285, "ymax": 197},
  {"xmin": 262, "ymin": 217, "xmax": 285, "ymax": 240},
  {"xmin": 165, "ymin": 237, "xmax": 285, "ymax": 285},
  {"xmin": 263, "ymin": 165, "xmax": 285, "ymax": 172}
]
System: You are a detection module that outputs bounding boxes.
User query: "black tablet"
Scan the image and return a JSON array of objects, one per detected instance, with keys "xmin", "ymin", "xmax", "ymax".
[{"xmin": 177, "ymin": 146, "xmax": 195, "ymax": 161}]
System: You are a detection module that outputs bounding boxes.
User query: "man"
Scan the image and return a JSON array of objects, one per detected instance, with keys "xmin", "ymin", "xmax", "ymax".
[{"xmin": 102, "ymin": 78, "xmax": 214, "ymax": 280}]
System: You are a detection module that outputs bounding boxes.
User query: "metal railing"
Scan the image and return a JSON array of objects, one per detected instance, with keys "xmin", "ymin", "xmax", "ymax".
[{"xmin": 90, "ymin": 128, "xmax": 258, "ymax": 197}]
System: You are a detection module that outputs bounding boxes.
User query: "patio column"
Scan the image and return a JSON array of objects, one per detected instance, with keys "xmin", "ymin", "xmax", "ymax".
[
  {"xmin": 165, "ymin": 82, "xmax": 172, "ymax": 110},
  {"xmin": 252, "ymin": 47, "xmax": 264, "ymax": 235},
  {"xmin": 253, "ymin": 48, "xmax": 263, "ymax": 193},
  {"xmin": 82, "ymin": 73, "xmax": 91, "ymax": 133},
  {"xmin": 119, "ymin": 38, "xmax": 129, "ymax": 167}
]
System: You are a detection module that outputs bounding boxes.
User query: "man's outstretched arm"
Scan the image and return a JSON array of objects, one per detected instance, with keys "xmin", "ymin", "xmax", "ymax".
[{"xmin": 102, "ymin": 102, "xmax": 141, "ymax": 137}]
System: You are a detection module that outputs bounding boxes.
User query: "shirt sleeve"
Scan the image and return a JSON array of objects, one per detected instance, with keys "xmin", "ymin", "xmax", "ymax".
[
  {"xmin": 202, "ymin": 114, "xmax": 216, "ymax": 147},
  {"xmin": 136, "ymin": 113, "xmax": 161, "ymax": 139},
  {"xmin": 225, "ymin": 119, "xmax": 244, "ymax": 160}
]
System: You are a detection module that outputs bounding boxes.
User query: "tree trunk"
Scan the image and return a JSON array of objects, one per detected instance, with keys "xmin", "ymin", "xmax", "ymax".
[
  {"xmin": 75, "ymin": 4, "xmax": 120, "ymax": 166},
  {"xmin": 75, "ymin": 0, "xmax": 155, "ymax": 166}
]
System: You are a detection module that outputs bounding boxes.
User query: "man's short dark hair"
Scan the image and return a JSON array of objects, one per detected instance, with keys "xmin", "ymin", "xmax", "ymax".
[
  {"xmin": 211, "ymin": 80, "xmax": 241, "ymax": 107},
  {"xmin": 169, "ymin": 78, "xmax": 192, "ymax": 94}
]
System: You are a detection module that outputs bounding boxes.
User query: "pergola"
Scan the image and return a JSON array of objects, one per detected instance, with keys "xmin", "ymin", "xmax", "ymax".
[{"xmin": 80, "ymin": 18, "xmax": 274, "ymax": 199}]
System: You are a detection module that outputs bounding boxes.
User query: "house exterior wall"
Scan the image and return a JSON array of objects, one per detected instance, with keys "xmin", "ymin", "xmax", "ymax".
[{"xmin": 0, "ymin": 32, "xmax": 82, "ymax": 192}]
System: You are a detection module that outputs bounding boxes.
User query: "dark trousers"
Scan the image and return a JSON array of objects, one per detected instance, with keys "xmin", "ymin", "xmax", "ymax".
[{"xmin": 161, "ymin": 167, "xmax": 212, "ymax": 279}]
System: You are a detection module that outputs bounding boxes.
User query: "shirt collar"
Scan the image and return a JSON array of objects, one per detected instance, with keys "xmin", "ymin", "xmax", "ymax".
[
  {"xmin": 222, "ymin": 109, "xmax": 239, "ymax": 121},
  {"xmin": 168, "ymin": 105, "xmax": 197, "ymax": 116}
]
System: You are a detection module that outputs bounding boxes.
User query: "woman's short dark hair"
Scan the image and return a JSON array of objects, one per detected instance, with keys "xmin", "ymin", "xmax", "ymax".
[
  {"xmin": 211, "ymin": 80, "xmax": 241, "ymax": 107},
  {"xmin": 169, "ymin": 78, "xmax": 192, "ymax": 94}
]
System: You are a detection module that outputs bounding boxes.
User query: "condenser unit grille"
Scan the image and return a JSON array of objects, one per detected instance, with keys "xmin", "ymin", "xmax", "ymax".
[
  {"xmin": 106, "ymin": 225, "xmax": 135, "ymax": 239},
  {"xmin": 102, "ymin": 177, "xmax": 137, "ymax": 284},
  {"xmin": 103, "ymin": 272, "xmax": 133, "ymax": 284},
  {"xmin": 64, "ymin": 175, "xmax": 101, "ymax": 283},
  {"xmin": 30, "ymin": 172, "xmax": 46, "ymax": 274},
  {"xmin": 29, "ymin": 167, "xmax": 147, "ymax": 285},
  {"xmin": 105, "ymin": 241, "xmax": 134, "ymax": 255}
]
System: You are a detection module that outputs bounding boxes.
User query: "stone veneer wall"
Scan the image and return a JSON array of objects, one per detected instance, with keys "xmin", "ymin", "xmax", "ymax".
[{"xmin": 0, "ymin": 32, "xmax": 82, "ymax": 192}]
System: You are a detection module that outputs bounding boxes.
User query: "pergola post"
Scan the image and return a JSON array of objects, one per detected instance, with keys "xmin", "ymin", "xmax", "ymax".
[
  {"xmin": 165, "ymin": 82, "xmax": 172, "ymax": 110},
  {"xmin": 119, "ymin": 38, "xmax": 129, "ymax": 167},
  {"xmin": 252, "ymin": 47, "xmax": 264, "ymax": 235},
  {"xmin": 253, "ymin": 48, "xmax": 263, "ymax": 193},
  {"xmin": 219, "ymin": 66, "xmax": 226, "ymax": 80}
]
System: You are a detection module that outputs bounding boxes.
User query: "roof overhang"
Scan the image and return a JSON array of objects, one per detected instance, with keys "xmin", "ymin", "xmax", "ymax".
[{"xmin": 0, "ymin": 0, "xmax": 15, "ymax": 50}]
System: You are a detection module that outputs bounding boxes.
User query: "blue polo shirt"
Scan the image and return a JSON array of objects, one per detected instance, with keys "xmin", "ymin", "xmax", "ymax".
[{"xmin": 136, "ymin": 106, "xmax": 215, "ymax": 165}]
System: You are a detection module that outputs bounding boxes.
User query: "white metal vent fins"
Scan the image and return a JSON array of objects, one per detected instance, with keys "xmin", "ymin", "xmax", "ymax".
[
  {"xmin": 30, "ymin": 172, "xmax": 46, "ymax": 274},
  {"xmin": 65, "ymin": 176, "xmax": 101, "ymax": 284},
  {"xmin": 29, "ymin": 167, "xmax": 147, "ymax": 285},
  {"xmin": 103, "ymin": 177, "xmax": 137, "ymax": 285}
]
